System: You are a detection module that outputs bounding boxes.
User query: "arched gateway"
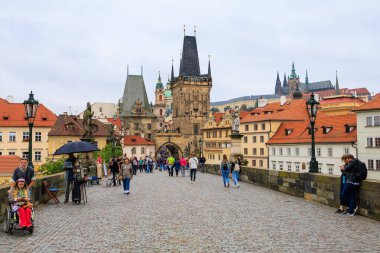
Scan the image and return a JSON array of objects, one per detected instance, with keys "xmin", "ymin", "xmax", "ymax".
[{"xmin": 156, "ymin": 142, "xmax": 183, "ymax": 160}]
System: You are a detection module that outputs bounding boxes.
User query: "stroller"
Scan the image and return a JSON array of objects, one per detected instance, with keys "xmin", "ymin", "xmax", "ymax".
[{"xmin": 3, "ymin": 200, "xmax": 34, "ymax": 235}]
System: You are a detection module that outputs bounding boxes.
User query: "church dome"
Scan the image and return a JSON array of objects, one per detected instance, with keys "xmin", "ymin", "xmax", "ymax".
[
  {"xmin": 293, "ymin": 89, "xmax": 303, "ymax": 100},
  {"xmin": 156, "ymin": 82, "xmax": 164, "ymax": 90},
  {"xmin": 164, "ymin": 89, "xmax": 172, "ymax": 98}
]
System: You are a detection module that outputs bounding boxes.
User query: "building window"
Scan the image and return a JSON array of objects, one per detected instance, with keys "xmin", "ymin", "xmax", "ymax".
[
  {"xmin": 261, "ymin": 124, "xmax": 265, "ymax": 130},
  {"xmin": 317, "ymin": 148, "xmax": 321, "ymax": 157},
  {"xmin": 287, "ymin": 147, "xmax": 291, "ymax": 156},
  {"xmin": 9, "ymin": 132, "xmax": 16, "ymax": 142},
  {"xmin": 260, "ymin": 136, "xmax": 264, "ymax": 143},
  {"xmin": 244, "ymin": 148, "xmax": 248, "ymax": 155},
  {"xmin": 272, "ymin": 162, "xmax": 276, "ymax": 170},
  {"xmin": 308, "ymin": 148, "xmax": 312, "ymax": 156},
  {"xmin": 0, "ymin": 151, "xmax": 2, "ymax": 155},
  {"xmin": 147, "ymin": 134, "xmax": 152, "ymax": 140},
  {"xmin": 159, "ymin": 95, "xmax": 162, "ymax": 101},
  {"xmin": 260, "ymin": 148, "xmax": 264, "ymax": 155},
  {"xmin": 9, "ymin": 152, "xmax": 16, "ymax": 155},
  {"xmin": 368, "ymin": 159, "xmax": 374, "ymax": 170},
  {"xmin": 328, "ymin": 165, "xmax": 334, "ymax": 175},
  {"xmin": 243, "ymin": 136, "xmax": 248, "ymax": 143},
  {"xmin": 279, "ymin": 147, "xmax": 283, "ymax": 156},
  {"xmin": 252, "ymin": 160, "xmax": 256, "ymax": 167},
  {"xmin": 318, "ymin": 165, "xmax": 322, "ymax": 173},
  {"xmin": 219, "ymin": 131, "xmax": 222, "ymax": 138},
  {"xmin": 344, "ymin": 147, "xmax": 349, "ymax": 155},
  {"xmin": 141, "ymin": 147, "xmax": 145, "ymax": 154},
  {"xmin": 259, "ymin": 160, "xmax": 263, "ymax": 167},
  {"xmin": 254, "ymin": 124, "xmax": 258, "ymax": 131},
  {"xmin": 134, "ymin": 123, "xmax": 139, "ymax": 130},
  {"xmin": 376, "ymin": 160, "xmax": 380, "ymax": 170},
  {"xmin": 287, "ymin": 163, "xmax": 292, "ymax": 171},
  {"xmin": 279, "ymin": 163, "xmax": 283, "ymax": 170},
  {"xmin": 22, "ymin": 152, "xmax": 29, "ymax": 159},
  {"xmin": 328, "ymin": 148, "xmax": 333, "ymax": 157},
  {"xmin": 295, "ymin": 163, "xmax": 300, "ymax": 172},
  {"xmin": 147, "ymin": 124, "xmax": 152, "ymax": 130},
  {"xmin": 375, "ymin": 116, "xmax": 380, "ymax": 126},
  {"xmin": 225, "ymin": 130, "xmax": 228, "ymax": 137},
  {"xmin": 367, "ymin": 138, "xmax": 373, "ymax": 147},
  {"xmin": 253, "ymin": 136, "xmax": 257, "ymax": 143},
  {"xmin": 35, "ymin": 132, "xmax": 42, "ymax": 142},
  {"xmin": 295, "ymin": 148, "xmax": 299, "ymax": 156},
  {"xmin": 253, "ymin": 148, "xmax": 257, "ymax": 155},
  {"xmin": 366, "ymin": 116, "xmax": 373, "ymax": 126},
  {"xmin": 244, "ymin": 125, "xmax": 249, "ymax": 131},
  {"xmin": 212, "ymin": 131, "xmax": 217, "ymax": 138},
  {"xmin": 159, "ymin": 109, "xmax": 163, "ymax": 116},
  {"xmin": 272, "ymin": 148, "xmax": 276, "ymax": 155},
  {"xmin": 0, "ymin": 132, "xmax": 2, "ymax": 142},
  {"xmin": 218, "ymin": 154, "xmax": 221, "ymax": 160},
  {"xmin": 375, "ymin": 138, "xmax": 380, "ymax": 147},
  {"xmin": 194, "ymin": 124, "xmax": 199, "ymax": 135},
  {"xmin": 35, "ymin": 151, "xmax": 42, "ymax": 161}
]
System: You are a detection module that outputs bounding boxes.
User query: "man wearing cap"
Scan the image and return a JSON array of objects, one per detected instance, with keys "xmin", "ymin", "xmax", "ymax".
[{"xmin": 9, "ymin": 158, "xmax": 36, "ymax": 197}]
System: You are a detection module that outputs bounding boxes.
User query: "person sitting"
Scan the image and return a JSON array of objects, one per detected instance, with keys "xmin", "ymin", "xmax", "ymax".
[{"xmin": 11, "ymin": 178, "xmax": 33, "ymax": 229}]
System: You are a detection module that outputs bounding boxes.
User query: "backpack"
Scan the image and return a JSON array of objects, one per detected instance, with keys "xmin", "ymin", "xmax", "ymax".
[
  {"xmin": 222, "ymin": 162, "xmax": 228, "ymax": 170},
  {"xmin": 355, "ymin": 160, "xmax": 368, "ymax": 182}
]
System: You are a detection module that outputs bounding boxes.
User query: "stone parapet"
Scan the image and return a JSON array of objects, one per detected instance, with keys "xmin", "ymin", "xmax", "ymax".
[
  {"xmin": 0, "ymin": 173, "xmax": 64, "ymax": 222},
  {"xmin": 204, "ymin": 164, "xmax": 380, "ymax": 221}
]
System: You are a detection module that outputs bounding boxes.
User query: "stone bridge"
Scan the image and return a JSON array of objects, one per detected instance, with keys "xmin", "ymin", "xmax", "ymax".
[{"xmin": 1, "ymin": 171, "xmax": 380, "ymax": 252}]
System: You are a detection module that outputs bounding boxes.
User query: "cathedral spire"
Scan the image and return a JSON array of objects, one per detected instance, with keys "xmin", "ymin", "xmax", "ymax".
[
  {"xmin": 283, "ymin": 73, "xmax": 287, "ymax": 88},
  {"xmin": 179, "ymin": 35, "xmax": 200, "ymax": 76},
  {"xmin": 305, "ymin": 70, "xmax": 309, "ymax": 92},
  {"xmin": 171, "ymin": 58, "xmax": 174, "ymax": 82},
  {"xmin": 275, "ymin": 71, "xmax": 282, "ymax": 95},
  {"xmin": 289, "ymin": 62, "xmax": 297, "ymax": 79},
  {"xmin": 335, "ymin": 70, "xmax": 340, "ymax": 95},
  {"xmin": 207, "ymin": 54, "xmax": 212, "ymax": 78}
]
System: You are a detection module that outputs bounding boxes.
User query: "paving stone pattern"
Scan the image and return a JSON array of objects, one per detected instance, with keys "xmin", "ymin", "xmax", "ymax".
[{"xmin": 1, "ymin": 171, "xmax": 380, "ymax": 253}]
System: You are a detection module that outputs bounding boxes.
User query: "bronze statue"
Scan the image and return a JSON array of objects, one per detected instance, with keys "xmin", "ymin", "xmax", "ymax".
[{"xmin": 83, "ymin": 102, "xmax": 94, "ymax": 138}]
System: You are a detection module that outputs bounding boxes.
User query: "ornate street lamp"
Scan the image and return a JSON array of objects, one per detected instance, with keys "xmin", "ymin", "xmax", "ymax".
[
  {"xmin": 23, "ymin": 91, "xmax": 39, "ymax": 168},
  {"xmin": 306, "ymin": 93, "xmax": 319, "ymax": 173}
]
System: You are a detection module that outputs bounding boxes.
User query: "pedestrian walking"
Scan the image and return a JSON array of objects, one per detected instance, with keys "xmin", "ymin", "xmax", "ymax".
[
  {"xmin": 132, "ymin": 157, "xmax": 138, "ymax": 175},
  {"xmin": 167, "ymin": 155, "xmax": 175, "ymax": 177},
  {"xmin": 336, "ymin": 155, "xmax": 349, "ymax": 213},
  {"xmin": 231, "ymin": 157, "xmax": 240, "ymax": 188},
  {"xmin": 174, "ymin": 158, "xmax": 180, "ymax": 177},
  {"xmin": 189, "ymin": 153, "xmax": 199, "ymax": 183},
  {"xmin": 199, "ymin": 155, "xmax": 206, "ymax": 173},
  {"xmin": 139, "ymin": 157, "xmax": 144, "ymax": 173},
  {"xmin": 119, "ymin": 158, "xmax": 133, "ymax": 195},
  {"xmin": 220, "ymin": 154, "xmax": 230, "ymax": 187},
  {"xmin": 180, "ymin": 156, "xmax": 187, "ymax": 177},
  {"xmin": 109, "ymin": 158, "xmax": 120, "ymax": 186}
]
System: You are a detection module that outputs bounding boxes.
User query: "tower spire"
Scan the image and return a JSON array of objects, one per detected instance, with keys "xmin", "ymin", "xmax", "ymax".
[
  {"xmin": 275, "ymin": 71, "xmax": 282, "ymax": 95},
  {"xmin": 183, "ymin": 25, "xmax": 186, "ymax": 36},
  {"xmin": 335, "ymin": 70, "xmax": 340, "ymax": 95},
  {"xmin": 290, "ymin": 62, "xmax": 297, "ymax": 79},
  {"xmin": 305, "ymin": 70, "xmax": 309, "ymax": 92},
  {"xmin": 207, "ymin": 54, "xmax": 211, "ymax": 78},
  {"xmin": 194, "ymin": 26, "xmax": 196, "ymax": 36},
  {"xmin": 283, "ymin": 73, "xmax": 287, "ymax": 88},
  {"xmin": 171, "ymin": 58, "xmax": 174, "ymax": 82}
]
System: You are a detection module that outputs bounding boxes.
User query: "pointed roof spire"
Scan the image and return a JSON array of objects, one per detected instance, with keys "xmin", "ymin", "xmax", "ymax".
[
  {"xmin": 183, "ymin": 25, "xmax": 186, "ymax": 36},
  {"xmin": 283, "ymin": 73, "xmax": 287, "ymax": 88},
  {"xmin": 335, "ymin": 70, "xmax": 340, "ymax": 95},
  {"xmin": 179, "ymin": 35, "xmax": 200, "ymax": 76},
  {"xmin": 275, "ymin": 71, "xmax": 282, "ymax": 95},
  {"xmin": 155, "ymin": 71, "xmax": 164, "ymax": 90},
  {"xmin": 305, "ymin": 70, "xmax": 309, "ymax": 84},
  {"xmin": 290, "ymin": 62, "xmax": 297, "ymax": 79},
  {"xmin": 207, "ymin": 54, "xmax": 211, "ymax": 78},
  {"xmin": 194, "ymin": 25, "xmax": 196, "ymax": 36},
  {"xmin": 158, "ymin": 71, "xmax": 161, "ymax": 82},
  {"xmin": 171, "ymin": 58, "xmax": 174, "ymax": 82}
]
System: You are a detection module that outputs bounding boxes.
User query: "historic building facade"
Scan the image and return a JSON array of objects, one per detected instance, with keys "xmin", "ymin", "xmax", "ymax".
[{"xmin": 153, "ymin": 73, "xmax": 166, "ymax": 131}]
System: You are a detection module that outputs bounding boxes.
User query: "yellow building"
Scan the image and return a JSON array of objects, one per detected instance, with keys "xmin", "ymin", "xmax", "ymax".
[
  {"xmin": 48, "ymin": 114, "xmax": 109, "ymax": 160},
  {"xmin": 319, "ymin": 95, "xmax": 365, "ymax": 116},
  {"xmin": 239, "ymin": 99, "xmax": 308, "ymax": 169},
  {"xmin": 0, "ymin": 98, "xmax": 57, "ymax": 167}
]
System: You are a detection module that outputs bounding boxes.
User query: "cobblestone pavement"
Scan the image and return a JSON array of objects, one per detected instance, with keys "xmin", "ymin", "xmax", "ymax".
[{"xmin": 1, "ymin": 171, "xmax": 380, "ymax": 253}]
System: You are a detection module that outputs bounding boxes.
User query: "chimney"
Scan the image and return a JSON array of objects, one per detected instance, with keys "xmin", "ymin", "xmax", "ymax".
[
  {"xmin": 314, "ymin": 94, "xmax": 320, "ymax": 102},
  {"xmin": 257, "ymin": 98, "xmax": 268, "ymax": 108},
  {"xmin": 6, "ymin": 95, "xmax": 14, "ymax": 103},
  {"xmin": 63, "ymin": 112, "xmax": 68, "ymax": 116},
  {"xmin": 280, "ymin": 95, "xmax": 286, "ymax": 106}
]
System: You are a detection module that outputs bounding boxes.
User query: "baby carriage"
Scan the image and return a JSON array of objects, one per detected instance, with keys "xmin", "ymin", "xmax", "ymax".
[{"xmin": 3, "ymin": 200, "xmax": 34, "ymax": 235}]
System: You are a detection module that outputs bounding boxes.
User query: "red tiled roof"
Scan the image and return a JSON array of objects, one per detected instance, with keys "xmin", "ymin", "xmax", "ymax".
[
  {"xmin": 124, "ymin": 135, "xmax": 154, "ymax": 146},
  {"xmin": 0, "ymin": 155, "xmax": 20, "ymax": 175},
  {"xmin": 106, "ymin": 118, "xmax": 122, "ymax": 130},
  {"xmin": 319, "ymin": 96, "xmax": 365, "ymax": 105},
  {"xmin": 48, "ymin": 115, "xmax": 109, "ymax": 136},
  {"xmin": 241, "ymin": 99, "xmax": 314, "ymax": 123},
  {"xmin": 353, "ymin": 96, "xmax": 380, "ymax": 112},
  {"xmin": 266, "ymin": 114, "xmax": 357, "ymax": 144},
  {"xmin": 0, "ymin": 98, "xmax": 57, "ymax": 127},
  {"xmin": 213, "ymin": 112, "xmax": 224, "ymax": 123},
  {"xmin": 348, "ymin": 87, "xmax": 370, "ymax": 95}
]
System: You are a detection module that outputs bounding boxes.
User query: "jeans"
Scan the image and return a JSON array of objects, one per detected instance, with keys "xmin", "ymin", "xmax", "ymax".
[
  {"xmin": 199, "ymin": 163, "xmax": 205, "ymax": 173},
  {"xmin": 181, "ymin": 166, "xmax": 186, "ymax": 176},
  {"xmin": 132, "ymin": 165, "xmax": 137, "ymax": 175},
  {"xmin": 339, "ymin": 175, "xmax": 346, "ymax": 206},
  {"xmin": 139, "ymin": 165, "xmax": 143, "ymax": 173},
  {"xmin": 190, "ymin": 169, "xmax": 197, "ymax": 181},
  {"xmin": 64, "ymin": 179, "xmax": 73, "ymax": 202},
  {"xmin": 342, "ymin": 182, "xmax": 359, "ymax": 214},
  {"xmin": 222, "ymin": 169, "xmax": 230, "ymax": 187},
  {"xmin": 175, "ymin": 167, "xmax": 179, "ymax": 176},
  {"xmin": 146, "ymin": 165, "xmax": 150, "ymax": 173},
  {"xmin": 168, "ymin": 165, "xmax": 173, "ymax": 176},
  {"xmin": 232, "ymin": 171, "xmax": 239, "ymax": 186},
  {"xmin": 122, "ymin": 178, "xmax": 131, "ymax": 191}
]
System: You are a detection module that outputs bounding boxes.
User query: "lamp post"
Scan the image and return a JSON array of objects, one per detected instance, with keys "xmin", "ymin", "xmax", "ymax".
[
  {"xmin": 198, "ymin": 137, "xmax": 203, "ymax": 157},
  {"xmin": 23, "ymin": 91, "xmax": 39, "ymax": 168},
  {"xmin": 306, "ymin": 93, "xmax": 319, "ymax": 173}
]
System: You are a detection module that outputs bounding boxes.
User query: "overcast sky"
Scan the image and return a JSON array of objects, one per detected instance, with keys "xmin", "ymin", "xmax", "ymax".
[{"xmin": 1, "ymin": 0, "xmax": 379, "ymax": 114}]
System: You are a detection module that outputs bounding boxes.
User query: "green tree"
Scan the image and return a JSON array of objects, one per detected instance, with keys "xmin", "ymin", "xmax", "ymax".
[
  {"xmin": 39, "ymin": 158, "xmax": 65, "ymax": 175},
  {"xmin": 93, "ymin": 143, "xmax": 123, "ymax": 164},
  {"xmin": 210, "ymin": 107, "xmax": 220, "ymax": 112}
]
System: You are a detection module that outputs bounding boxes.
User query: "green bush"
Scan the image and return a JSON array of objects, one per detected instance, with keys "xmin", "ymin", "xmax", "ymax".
[
  {"xmin": 39, "ymin": 158, "xmax": 65, "ymax": 175},
  {"xmin": 93, "ymin": 143, "xmax": 123, "ymax": 164}
]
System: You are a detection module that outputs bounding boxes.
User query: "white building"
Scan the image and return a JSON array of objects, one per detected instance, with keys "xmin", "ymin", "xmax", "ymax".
[
  {"xmin": 267, "ymin": 114, "xmax": 357, "ymax": 176},
  {"xmin": 354, "ymin": 95, "xmax": 380, "ymax": 180},
  {"xmin": 78, "ymin": 102, "xmax": 119, "ymax": 119},
  {"xmin": 122, "ymin": 135, "xmax": 155, "ymax": 159}
]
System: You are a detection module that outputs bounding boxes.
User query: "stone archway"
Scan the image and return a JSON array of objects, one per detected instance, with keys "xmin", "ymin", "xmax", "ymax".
[{"xmin": 156, "ymin": 142, "xmax": 183, "ymax": 160}]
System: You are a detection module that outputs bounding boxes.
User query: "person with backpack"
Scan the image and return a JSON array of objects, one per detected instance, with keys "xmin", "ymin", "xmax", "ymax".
[
  {"xmin": 189, "ymin": 153, "xmax": 199, "ymax": 183},
  {"xmin": 180, "ymin": 156, "xmax": 187, "ymax": 177},
  {"xmin": 174, "ymin": 158, "xmax": 181, "ymax": 177},
  {"xmin": 341, "ymin": 154, "xmax": 367, "ymax": 216},
  {"xmin": 231, "ymin": 157, "xmax": 240, "ymax": 188},
  {"xmin": 335, "ymin": 154, "xmax": 349, "ymax": 213},
  {"xmin": 220, "ymin": 154, "xmax": 230, "ymax": 187}
]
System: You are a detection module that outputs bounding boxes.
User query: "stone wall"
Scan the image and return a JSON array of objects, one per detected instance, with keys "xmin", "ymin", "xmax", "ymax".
[
  {"xmin": 0, "ymin": 173, "xmax": 64, "ymax": 221},
  {"xmin": 204, "ymin": 165, "xmax": 380, "ymax": 221}
]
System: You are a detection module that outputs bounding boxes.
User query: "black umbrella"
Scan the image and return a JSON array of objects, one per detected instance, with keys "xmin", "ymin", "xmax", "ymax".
[{"xmin": 54, "ymin": 141, "xmax": 100, "ymax": 155}]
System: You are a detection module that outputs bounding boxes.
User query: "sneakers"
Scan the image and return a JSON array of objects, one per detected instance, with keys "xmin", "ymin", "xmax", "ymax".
[
  {"xmin": 335, "ymin": 209, "xmax": 344, "ymax": 214},
  {"xmin": 227, "ymin": 183, "xmax": 230, "ymax": 188},
  {"xmin": 192, "ymin": 181, "xmax": 195, "ymax": 184},
  {"xmin": 341, "ymin": 210, "xmax": 349, "ymax": 215},
  {"xmin": 237, "ymin": 184, "xmax": 240, "ymax": 188},
  {"xmin": 126, "ymin": 191, "xmax": 130, "ymax": 195},
  {"xmin": 346, "ymin": 212, "xmax": 355, "ymax": 217},
  {"xmin": 123, "ymin": 190, "xmax": 127, "ymax": 194}
]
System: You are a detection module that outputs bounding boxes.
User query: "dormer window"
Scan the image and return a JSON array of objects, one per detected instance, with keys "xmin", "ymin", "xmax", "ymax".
[
  {"xmin": 3, "ymin": 112, "xmax": 9, "ymax": 120},
  {"xmin": 42, "ymin": 113, "xmax": 47, "ymax": 121},
  {"xmin": 285, "ymin": 128, "xmax": 293, "ymax": 136},
  {"xmin": 345, "ymin": 124, "xmax": 355, "ymax": 133},
  {"xmin": 65, "ymin": 123, "xmax": 75, "ymax": 131},
  {"xmin": 91, "ymin": 124, "xmax": 98, "ymax": 132},
  {"xmin": 322, "ymin": 126, "xmax": 333, "ymax": 134}
]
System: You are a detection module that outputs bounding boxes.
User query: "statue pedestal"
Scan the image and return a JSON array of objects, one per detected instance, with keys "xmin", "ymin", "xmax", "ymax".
[{"xmin": 230, "ymin": 133, "xmax": 243, "ymax": 157}]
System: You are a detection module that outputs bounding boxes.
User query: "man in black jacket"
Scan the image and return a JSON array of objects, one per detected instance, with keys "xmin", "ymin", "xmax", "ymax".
[{"xmin": 341, "ymin": 154, "xmax": 360, "ymax": 216}]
